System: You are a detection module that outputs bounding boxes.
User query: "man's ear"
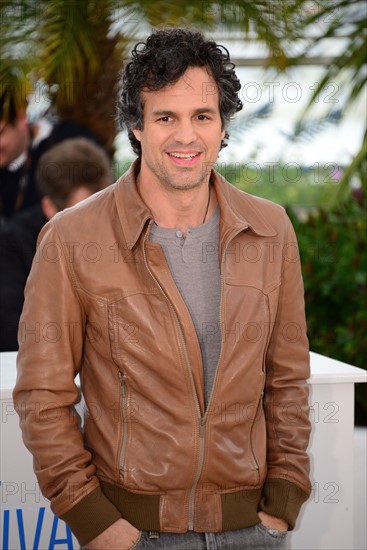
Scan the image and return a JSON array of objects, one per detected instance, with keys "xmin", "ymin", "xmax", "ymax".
[
  {"xmin": 132, "ymin": 128, "xmax": 141, "ymax": 142},
  {"xmin": 41, "ymin": 196, "xmax": 58, "ymax": 220}
]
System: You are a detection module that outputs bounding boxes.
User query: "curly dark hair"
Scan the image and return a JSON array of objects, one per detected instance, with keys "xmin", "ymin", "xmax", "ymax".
[
  {"xmin": 116, "ymin": 28, "xmax": 243, "ymax": 156},
  {"xmin": 0, "ymin": 92, "xmax": 21, "ymax": 124}
]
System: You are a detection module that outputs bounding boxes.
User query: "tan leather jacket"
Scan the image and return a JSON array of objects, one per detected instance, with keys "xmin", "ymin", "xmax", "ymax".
[{"xmin": 14, "ymin": 161, "xmax": 311, "ymax": 546}]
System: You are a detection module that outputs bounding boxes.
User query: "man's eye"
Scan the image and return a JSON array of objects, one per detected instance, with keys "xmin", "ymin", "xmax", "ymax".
[
  {"xmin": 158, "ymin": 116, "xmax": 171, "ymax": 122},
  {"xmin": 197, "ymin": 114, "xmax": 209, "ymax": 121}
]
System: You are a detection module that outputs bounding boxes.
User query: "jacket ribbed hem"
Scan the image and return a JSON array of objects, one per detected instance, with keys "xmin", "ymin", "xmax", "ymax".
[
  {"xmin": 101, "ymin": 481, "xmax": 161, "ymax": 530},
  {"xmin": 59, "ymin": 486, "xmax": 122, "ymax": 546},
  {"xmin": 259, "ymin": 478, "xmax": 310, "ymax": 530},
  {"xmin": 60, "ymin": 479, "xmax": 308, "ymax": 544},
  {"xmin": 221, "ymin": 488, "xmax": 262, "ymax": 530},
  {"xmin": 101, "ymin": 482, "xmax": 263, "ymax": 532}
]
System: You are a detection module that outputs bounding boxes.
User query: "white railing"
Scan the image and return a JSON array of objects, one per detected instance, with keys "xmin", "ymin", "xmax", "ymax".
[{"xmin": 1, "ymin": 351, "xmax": 366, "ymax": 550}]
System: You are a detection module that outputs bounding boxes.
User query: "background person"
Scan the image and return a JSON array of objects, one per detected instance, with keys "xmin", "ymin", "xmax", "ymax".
[
  {"xmin": 0, "ymin": 137, "xmax": 112, "ymax": 351},
  {"xmin": 0, "ymin": 94, "xmax": 101, "ymax": 226}
]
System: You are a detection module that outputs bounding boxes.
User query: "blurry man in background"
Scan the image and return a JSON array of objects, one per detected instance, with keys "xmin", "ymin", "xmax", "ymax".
[
  {"xmin": 0, "ymin": 137, "xmax": 112, "ymax": 351},
  {"xmin": 0, "ymin": 94, "xmax": 101, "ymax": 225}
]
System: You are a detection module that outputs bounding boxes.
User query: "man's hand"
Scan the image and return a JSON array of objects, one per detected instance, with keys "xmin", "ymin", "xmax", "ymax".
[
  {"xmin": 258, "ymin": 510, "xmax": 289, "ymax": 532},
  {"xmin": 86, "ymin": 518, "xmax": 141, "ymax": 550}
]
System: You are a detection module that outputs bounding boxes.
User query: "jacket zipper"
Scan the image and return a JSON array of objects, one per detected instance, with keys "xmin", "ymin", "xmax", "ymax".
[
  {"xmin": 187, "ymin": 418, "xmax": 206, "ymax": 530},
  {"xmin": 118, "ymin": 370, "xmax": 129, "ymax": 472},
  {"xmin": 249, "ymin": 390, "xmax": 264, "ymax": 475},
  {"xmin": 142, "ymin": 222, "xmax": 202, "ymax": 417},
  {"xmin": 142, "ymin": 223, "xmax": 205, "ymax": 530},
  {"xmin": 188, "ymin": 228, "xmax": 248, "ymax": 529},
  {"xmin": 143, "ymin": 222, "xmax": 250, "ymax": 530},
  {"xmin": 249, "ymin": 293, "xmax": 273, "ymax": 474}
]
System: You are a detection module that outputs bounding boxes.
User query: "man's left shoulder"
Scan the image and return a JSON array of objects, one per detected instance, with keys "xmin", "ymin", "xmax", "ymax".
[{"xmin": 216, "ymin": 172, "xmax": 291, "ymax": 233}]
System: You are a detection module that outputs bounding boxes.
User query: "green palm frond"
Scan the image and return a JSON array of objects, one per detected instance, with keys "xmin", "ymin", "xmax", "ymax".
[
  {"xmin": 229, "ymin": 102, "xmax": 273, "ymax": 139},
  {"xmin": 0, "ymin": 57, "xmax": 35, "ymax": 119},
  {"xmin": 333, "ymin": 128, "xmax": 367, "ymax": 205},
  {"xmin": 1, "ymin": 0, "xmax": 364, "ymax": 171},
  {"xmin": 123, "ymin": 0, "xmax": 299, "ymax": 62},
  {"xmin": 0, "ymin": 0, "xmax": 302, "ymax": 113},
  {"xmin": 287, "ymin": 0, "xmax": 366, "ymax": 202},
  {"xmin": 38, "ymin": 0, "xmax": 106, "ymax": 102},
  {"xmin": 294, "ymin": 0, "xmax": 367, "ymax": 117}
]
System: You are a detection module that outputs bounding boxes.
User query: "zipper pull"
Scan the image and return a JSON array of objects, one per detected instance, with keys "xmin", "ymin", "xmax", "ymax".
[
  {"xmin": 118, "ymin": 371, "xmax": 126, "ymax": 396},
  {"xmin": 199, "ymin": 418, "xmax": 206, "ymax": 437}
]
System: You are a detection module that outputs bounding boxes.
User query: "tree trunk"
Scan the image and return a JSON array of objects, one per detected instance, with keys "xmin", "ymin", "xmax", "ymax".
[{"xmin": 57, "ymin": 37, "xmax": 121, "ymax": 158}]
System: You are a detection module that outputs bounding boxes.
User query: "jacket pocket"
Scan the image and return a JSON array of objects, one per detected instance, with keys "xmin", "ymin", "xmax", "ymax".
[
  {"xmin": 249, "ymin": 387, "xmax": 267, "ymax": 484},
  {"xmin": 117, "ymin": 370, "xmax": 129, "ymax": 475}
]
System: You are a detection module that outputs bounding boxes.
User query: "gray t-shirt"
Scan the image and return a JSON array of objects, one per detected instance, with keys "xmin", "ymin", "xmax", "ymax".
[{"xmin": 150, "ymin": 207, "xmax": 221, "ymax": 407}]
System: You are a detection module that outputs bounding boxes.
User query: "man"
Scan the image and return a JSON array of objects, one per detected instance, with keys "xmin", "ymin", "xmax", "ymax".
[
  {"xmin": 14, "ymin": 28, "xmax": 311, "ymax": 549},
  {"xmin": 0, "ymin": 94, "xmax": 100, "ymax": 225},
  {"xmin": 0, "ymin": 137, "xmax": 112, "ymax": 352}
]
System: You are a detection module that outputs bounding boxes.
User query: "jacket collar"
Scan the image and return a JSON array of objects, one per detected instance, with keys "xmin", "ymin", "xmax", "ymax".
[
  {"xmin": 211, "ymin": 170, "xmax": 277, "ymax": 238},
  {"xmin": 114, "ymin": 160, "xmax": 151, "ymax": 250},
  {"xmin": 114, "ymin": 159, "xmax": 277, "ymax": 250}
]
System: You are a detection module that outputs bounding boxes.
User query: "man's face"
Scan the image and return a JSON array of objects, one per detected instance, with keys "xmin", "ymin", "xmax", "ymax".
[
  {"xmin": 133, "ymin": 66, "xmax": 225, "ymax": 192},
  {"xmin": 0, "ymin": 111, "xmax": 29, "ymax": 168}
]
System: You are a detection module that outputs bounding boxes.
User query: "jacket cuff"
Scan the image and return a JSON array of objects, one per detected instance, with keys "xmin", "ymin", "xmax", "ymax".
[
  {"xmin": 60, "ymin": 486, "xmax": 122, "ymax": 546},
  {"xmin": 259, "ymin": 478, "xmax": 309, "ymax": 530}
]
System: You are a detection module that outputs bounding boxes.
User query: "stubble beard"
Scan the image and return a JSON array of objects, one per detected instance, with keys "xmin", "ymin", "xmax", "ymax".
[{"xmin": 149, "ymin": 157, "xmax": 215, "ymax": 193}]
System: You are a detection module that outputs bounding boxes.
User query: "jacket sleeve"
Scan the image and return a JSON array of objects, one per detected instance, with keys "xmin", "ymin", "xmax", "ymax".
[
  {"xmin": 12, "ymin": 220, "xmax": 121, "ymax": 546},
  {"xmin": 260, "ymin": 213, "xmax": 312, "ymax": 529}
]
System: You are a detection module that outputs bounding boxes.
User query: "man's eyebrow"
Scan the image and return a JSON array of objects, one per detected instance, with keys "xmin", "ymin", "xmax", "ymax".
[
  {"xmin": 193, "ymin": 108, "xmax": 218, "ymax": 115},
  {"xmin": 151, "ymin": 108, "xmax": 218, "ymax": 116},
  {"xmin": 151, "ymin": 110, "xmax": 175, "ymax": 117}
]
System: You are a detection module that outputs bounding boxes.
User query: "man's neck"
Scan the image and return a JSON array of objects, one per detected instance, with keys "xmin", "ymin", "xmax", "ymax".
[{"xmin": 137, "ymin": 176, "xmax": 217, "ymax": 235}]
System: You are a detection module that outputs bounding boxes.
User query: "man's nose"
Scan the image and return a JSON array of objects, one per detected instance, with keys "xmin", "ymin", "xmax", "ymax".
[{"xmin": 173, "ymin": 120, "xmax": 197, "ymax": 144}]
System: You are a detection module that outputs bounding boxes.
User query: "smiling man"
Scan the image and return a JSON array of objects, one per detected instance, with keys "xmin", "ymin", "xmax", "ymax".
[
  {"xmin": 14, "ymin": 28, "xmax": 311, "ymax": 550},
  {"xmin": 133, "ymin": 66, "xmax": 225, "ymax": 233},
  {"xmin": 135, "ymin": 66, "xmax": 224, "ymax": 191}
]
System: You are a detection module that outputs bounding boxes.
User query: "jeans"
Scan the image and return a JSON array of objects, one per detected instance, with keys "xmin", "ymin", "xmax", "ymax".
[{"xmin": 129, "ymin": 525, "xmax": 288, "ymax": 549}]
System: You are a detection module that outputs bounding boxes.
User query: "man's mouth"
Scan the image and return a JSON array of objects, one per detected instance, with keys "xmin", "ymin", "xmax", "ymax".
[{"xmin": 167, "ymin": 152, "xmax": 200, "ymax": 159}]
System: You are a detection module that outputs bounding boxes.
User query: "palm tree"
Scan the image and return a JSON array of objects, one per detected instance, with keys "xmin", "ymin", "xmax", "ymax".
[
  {"xmin": 291, "ymin": 0, "xmax": 366, "ymax": 202},
  {"xmin": 0, "ymin": 0, "xmax": 300, "ymax": 156},
  {"xmin": 3, "ymin": 1, "xmax": 363, "ymax": 198}
]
